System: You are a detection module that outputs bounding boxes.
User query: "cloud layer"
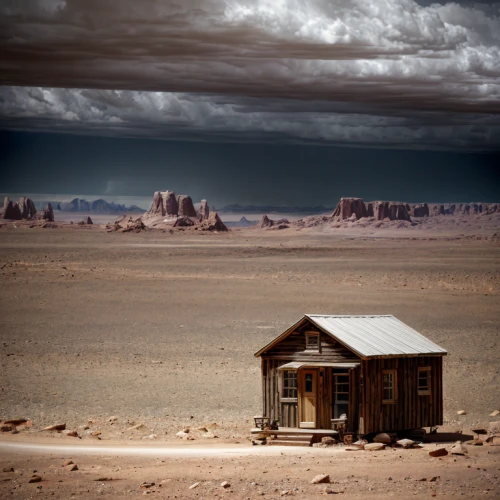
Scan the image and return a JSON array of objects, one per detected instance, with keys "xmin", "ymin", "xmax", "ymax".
[{"xmin": 0, "ymin": 0, "xmax": 499, "ymax": 149}]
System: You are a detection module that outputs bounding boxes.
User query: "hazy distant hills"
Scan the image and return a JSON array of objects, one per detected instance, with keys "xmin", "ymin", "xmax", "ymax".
[
  {"xmin": 219, "ymin": 204, "xmax": 333, "ymax": 214},
  {"xmin": 34, "ymin": 198, "xmax": 144, "ymax": 214}
]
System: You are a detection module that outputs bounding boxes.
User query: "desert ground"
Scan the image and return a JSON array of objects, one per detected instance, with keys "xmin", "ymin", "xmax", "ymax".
[{"xmin": 0, "ymin": 220, "xmax": 499, "ymax": 498}]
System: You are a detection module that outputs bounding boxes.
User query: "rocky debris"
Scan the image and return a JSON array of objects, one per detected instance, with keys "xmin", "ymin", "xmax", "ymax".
[
  {"xmin": 198, "ymin": 199, "xmax": 209, "ymax": 220},
  {"xmin": 3, "ymin": 467, "xmax": 14, "ymax": 473},
  {"xmin": 490, "ymin": 410, "xmax": 500, "ymax": 417},
  {"xmin": 486, "ymin": 435, "xmax": 500, "ymax": 446},
  {"xmin": 29, "ymin": 475, "xmax": 42, "ymax": 483},
  {"xmin": 373, "ymin": 432, "xmax": 392, "ymax": 444},
  {"xmin": 1, "ymin": 198, "xmax": 22, "ymax": 220},
  {"xmin": 173, "ymin": 216, "xmax": 195, "ymax": 227},
  {"xmin": 457, "ymin": 410, "xmax": 467, "ymax": 415},
  {"xmin": 177, "ymin": 195, "xmax": 197, "ymax": 217},
  {"xmin": 311, "ymin": 474, "xmax": 330, "ymax": 484},
  {"xmin": 4, "ymin": 418, "xmax": 28, "ymax": 426},
  {"xmin": 364, "ymin": 443, "xmax": 386, "ymax": 451},
  {"xmin": 189, "ymin": 482, "xmax": 201, "ymax": 489},
  {"xmin": 18, "ymin": 197, "xmax": 37, "ymax": 219},
  {"xmin": 140, "ymin": 482, "xmax": 155, "ymax": 489},
  {"xmin": 332, "ymin": 198, "xmax": 367, "ymax": 220},
  {"xmin": 42, "ymin": 423, "xmax": 66, "ymax": 431},
  {"xmin": 411, "ymin": 203, "xmax": 429, "ymax": 217},
  {"xmin": 260, "ymin": 215, "xmax": 274, "ymax": 228},
  {"xmin": 429, "ymin": 448, "xmax": 448, "ymax": 457},
  {"xmin": 260, "ymin": 215, "xmax": 290, "ymax": 229},
  {"xmin": 352, "ymin": 439, "xmax": 368, "ymax": 449},
  {"xmin": 127, "ymin": 423, "xmax": 145, "ymax": 431},
  {"xmin": 108, "ymin": 416, "xmax": 118, "ymax": 422},
  {"xmin": 450, "ymin": 442, "xmax": 467, "ymax": 455},
  {"xmin": 107, "ymin": 216, "xmax": 146, "ymax": 233},
  {"xmin": 176, "ymin": 430, "xmax": 189, "ymax": 439},
  {"xmin": 0, "ymin": 424, "xmax": 15, "ymax": 432},
  {"xmin": 321, "ymin": 436, "xmax": 337, "ymax": 447},
  {"xmin": 62, "ymin": 460, "xmax": 74, "ymax": 467},
  {"xmin": 198, "ymin": 212, "xmax": 228, "ymax": 231},
  {"xmin": 65, "ymin": 463, "xmax": 79, "ymax": 471},
  {"xmin": 221, "ymin": 481, "xmax": 231, "ymax": 489}
]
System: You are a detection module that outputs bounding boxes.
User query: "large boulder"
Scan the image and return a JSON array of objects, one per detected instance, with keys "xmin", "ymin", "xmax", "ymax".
[
  {"xmin": 18, "ymin": 197, "xmax": 37, "ymax": 219},
  {"xmin": 1, "ymin": 198, "xmax": 22, "ymax": 220},
  {"xmin": 39, "ymin": 203, "xmax": 55, "ymax": 222},
  {"xmin": 198, "ymin": 199, "xmax": 209, "ymax": 221},
  {"xmin": 332, "ymin": 198, "xmax": 368, "ymax": 220},
  {"xmin": 198, "ymin": 212, "xmax": 228, "ymax": 231},
  {"xmin": 260, "ymin": 215, "xmax": 274, "ymax": 228},
  {"xmin": 177, "ymin": 195, "xmax": 197, "ymax": 217}
]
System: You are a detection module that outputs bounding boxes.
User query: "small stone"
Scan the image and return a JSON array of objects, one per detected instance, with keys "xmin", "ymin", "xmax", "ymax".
[
  {"xmin": 373, "ymin": 433, "xmax": 392, "ymax": 444},
  {"xmin": 397, "ymin": 439, "xmax": 416, "ymax": 449},
  {"xmin": 3, "ymin": 468, "xmax": 14, "ymax": 473},
  {"xmin": 29, "ymin": 475, "xmax": 42, "ymax": 483},
  {"xmin": 450, "ymin": 442, "xmax": 467, "ymax": 455},
  {"xmin": 65, "ymin": 464, "xmax": 78, "ymax": 471},
  {"xmin": 221, "ymin": 481, "xmax": 231, "ymax": 488},
  {"xmin": 311, "ymin": 474, "xmax": 330, "ymax": 484},
  {"xmin": 91, "ymin": 431, "xmax": 102, "ymax": 437},
  {"xmin": 428, "ymin": 476, "xmax": 439, "ymax": 482},
  {"xmin": 321, "ymin": 436, "xmax": 337, "ymax": 446},
  {"xmin": 140, "ymin": 482, "xmax": 155, "ymax": 489},
  {"xmin": 0, "ymin": 424, "xmax": 15, "ymax": 432},
  {"xmin": 62, "ymin": 460, "xmax": 74, "ymax": 467},
  {"xmin": 456, "ymin": 410, "xmax": 467, "ymax": 415},
  {"xmin": 127, "ymin": 423, "xmax": 145, "ymax": 431},
  {"xmin": 42, "ymin": 423, "xmax": 66, "ymax": 431},
  {"xmin": 429, "ymin": 448, "xmax": 448, "ymax": 457},
  {"xmin": 189, "ymin": 482, "xmax": 201, "ymax": 489},
  {"xmin": 352, "ymin": 439, "xmax": 368, "ymax": 449},
  {"xmin": 197, "ymin": 427, "xmax": 208, "ymax": 433},
  {"xmin": 176, "ymin": 431, "xmax": 189, "ymax": 438},
  {"xmin": 108, "ymin": 416, "xmax": 118, "ymax": 422},
  {"xmin": 364, "ymin": 443, "xmax": 385, "ymax": 451},
  {"xmin": 95, "ymin": 477, "xmax": 113, "ymax": 482},
  {"xmin": 490, "ymin": 410, "xmax": 500, "ymax": 417},
  {"xmin": 63, "ymin": 430, "xmax": 79, "ymax": 438}
]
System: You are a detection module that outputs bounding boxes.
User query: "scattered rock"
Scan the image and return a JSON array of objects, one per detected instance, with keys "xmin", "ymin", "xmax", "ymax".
[
  {"xmin": 42, "ymin": 423, "xmax": 66, "ymax": 431},
  {"xmin": 488, "ymin": 421, "xmax": 500, "ymax": 434},
  {"xmin": 486, "ymin": 435, "xmax": 500, "ymax": 446},
  {"xmin": 373, "ymin": 433, "xmax": 392, "ymax": 444},
  {"xmin": 364, "ymin": 443, "xmax": 386, "ymax": 451},
  {"xmin": 352, "ymin": 439, "xmax": 368, "ymax": 449},
  {"xmin": 457, "ymin": 410, "xmax": 467, "ymax": 415},
  {"xmin": 176, "ymin": 431, "xmax": 189, "ymax": 438},
  {"xmin": 108, "ymin": 416, "xmax": 118, "ymax": 422},
  {"xmin": 95, "ymin": 477, "xmax": 113, "ymax": 482},
  {"xmin": 189, "ymin": 482, "xmax": 201, "ymax": 489},
  {"xmin": 221, "ymin": 481, "xmax": 231, "ymax": 488},
  {"xmin": 91, "ymin": 431, "xmax": 102, "ymax": 437},
  {"xmin": 140, "ymin": 482, "xmax": 155, "ymax": 489},
  {"xmin": 450, "ymin": 442, "xmax": 467, "ymax": 455},
  {"xmin": 3, "ymin": 468, "xmax": 14, "ymax": 473},
  {"xmin": 321, "ymin": 436, "xmax": 337, "ymax": 447},
  {"xmin": 63, "ymin": 430, "xmax": 79, "ymax": 438},
  {"xmin": 311, "ymin": 474, "xmax": 330, "ymax": 484},
  {"xmin": 29, "ymin": 475, "xmax": 42, "ymax": 483},
  {"xmin": 127, "ymin": 423, "xmax": 145, "ymax": 431},
  {"xmin": 173, "ymin": 216, "xmax": 195, "ymax": 227},
  {"xmin": 198, "ymin": 212, "xmax": 228, "ymax": 231},
  {"xmin": 4, "ymin": 419, "xmax": 28, "ymax": 426},
  {"xmin": 490, "ymin": 410, "xmax": 500, "ymax": 417},
  {"xmin": 396, "ymin": 439, "xmax": 416, "ymax": 449},
  {"xmin": 429, "ymin": 448, "xmax": 448, "ymax": 458},
  {"xmin": 0, "ymin": 424, "xmax": 15, "ymax": 432},
  {"xmin": 62, "ymin": 460, "xmax": 74, "ymax": 467},
  {"xmin": 65, "ymin": 464, "xmax": 79, "ymax": 471}
]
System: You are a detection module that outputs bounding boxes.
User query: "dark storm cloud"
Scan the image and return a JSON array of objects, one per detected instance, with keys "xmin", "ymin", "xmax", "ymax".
[{"xmin": 0, "ymin": 0, "xmax": 499, "ymax": 149}]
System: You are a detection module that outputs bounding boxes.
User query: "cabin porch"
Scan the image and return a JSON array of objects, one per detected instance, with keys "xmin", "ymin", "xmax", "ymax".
[{"xmin": 251, "ymin": 427, "xmax": 340, "ymax": 447}]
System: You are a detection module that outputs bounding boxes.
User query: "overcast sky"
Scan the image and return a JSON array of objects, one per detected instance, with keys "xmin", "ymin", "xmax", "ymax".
[{"xmin": 1, "ymin": 1, "xmax": 499, "ymax": 205}]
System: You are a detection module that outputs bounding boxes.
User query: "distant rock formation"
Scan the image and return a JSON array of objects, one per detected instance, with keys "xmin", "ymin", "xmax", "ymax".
[
  {"xmin": 1, "ymin": 197, "xmax": 22, "ymax": 220},
  {"xmin": 410, "ymin": 203, "xmax": 429, "ymax": 217},
  {"xmin": 149, "ymin": 191, "xmax": 178, "ymax": 216},
  {"xmin": 173, "ymin": 216, "xmax": 195, "ymax": 227},
  {"xmin": 106, "ymin": 216, "xmax": 146, "ymax": 233},
  {"xmin": 38, "ymin": 203, "xmax": 55, "ymax": 222},
  {"xmin": 18, "ymin": 197, "xmax": 37, "ymax": 219},
  {"xmin": 177, "ymin": 195, "xmax": 197, "ymax": 217},
  {"xmin": 198, "ymin": 199, "xmax": 209, "ymax": 220},
  {"xmin": 78, "ymin": 216, "xmax": 93, "ymax": 225},
  {"xmin": 58, "ymin": 197, "xmax": 143, "ymax": 213},
  {"xmin": 332, "ymin": 198, "xmax": 368, "ymax": 220},
  {"xmin": 260, "ymin": 214, "xmax": 290, "ymax": 229}
]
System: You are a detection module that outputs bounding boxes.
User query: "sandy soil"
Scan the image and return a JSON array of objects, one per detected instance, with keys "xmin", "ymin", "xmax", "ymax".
[{"xmin": 0, "ymin": 221, "xmax": 499, "ymax": 497}]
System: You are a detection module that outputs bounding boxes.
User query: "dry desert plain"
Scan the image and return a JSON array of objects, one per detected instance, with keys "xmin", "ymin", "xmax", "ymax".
[{"xmin": 0, "ymin": 219, "xmax": 499, "ymax": 498}]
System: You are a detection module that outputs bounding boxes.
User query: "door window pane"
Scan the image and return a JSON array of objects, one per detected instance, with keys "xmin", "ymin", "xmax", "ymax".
[{"xmin": 305, "ymin": 373, "xmax": 313, "ymax": 392}]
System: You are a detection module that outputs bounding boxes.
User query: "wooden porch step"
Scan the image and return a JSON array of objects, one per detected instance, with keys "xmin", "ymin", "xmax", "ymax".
[
  {"xmin": 272, "ymin": 434, "xmax": 313, "ymax": 441},
  {"xmin": 268, "ymin": 439, "xmax": 311, "ymax": 447}
]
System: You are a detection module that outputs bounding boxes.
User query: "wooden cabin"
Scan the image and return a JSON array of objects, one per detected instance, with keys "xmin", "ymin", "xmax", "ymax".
[{"xmin": 255, "ymin": 315, "xmax": 447, "ymax": 437}]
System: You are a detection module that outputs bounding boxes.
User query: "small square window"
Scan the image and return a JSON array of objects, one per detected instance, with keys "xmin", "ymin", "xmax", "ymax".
[
  {"xmin": 305, "ymin": 332, "xmax": 320, "ymax": 351},
  {"xmin": 418, "ymin": 367, "xmax": 431, "ymax": 396},
  {"xmin": 382, "ymin": 369, "xmax": 397, "ymax": 404}
]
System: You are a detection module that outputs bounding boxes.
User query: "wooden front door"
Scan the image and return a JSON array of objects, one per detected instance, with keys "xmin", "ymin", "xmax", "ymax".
[{"xmin": 299, "ymin": 369, "xmax": 317, "ymax": 428}]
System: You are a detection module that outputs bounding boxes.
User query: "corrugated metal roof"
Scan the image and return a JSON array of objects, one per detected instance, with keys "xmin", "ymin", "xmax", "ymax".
[
  {"xmin": 277, "ymin": 362, "xmax": 360, "ymax": 370},
  {"xmin": 306, "ymin": 315, "xmax": 447, "ymax": 358}
]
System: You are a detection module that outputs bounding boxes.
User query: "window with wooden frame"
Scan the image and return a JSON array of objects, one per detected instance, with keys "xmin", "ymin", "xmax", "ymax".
[
  {"xmin": 382, "ymin": 369, "xmax": 397, "ymax": 404},
  {"xmin": 305, "ymin": 332, "xmax": 320, "ymax": 352},
  {"xmin": 418, "ymin": 366, "xmax": 431, "ymax": 396},
  {"xmin": 281, "ymin": 370, "xmax": 298, "ymax": 402}
]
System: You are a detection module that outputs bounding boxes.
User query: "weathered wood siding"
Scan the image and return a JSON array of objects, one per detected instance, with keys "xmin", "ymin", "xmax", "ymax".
[
  {"xmin": 360, "ymin": 356, "xmax": 443, "ymax": 434},
  {"xmin": 261, "ymin": 321, "xmax": 361, "ymax": 429}
]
